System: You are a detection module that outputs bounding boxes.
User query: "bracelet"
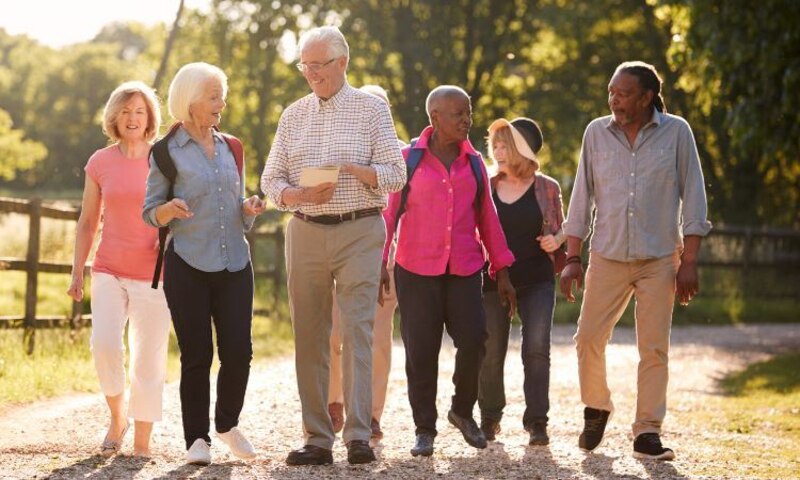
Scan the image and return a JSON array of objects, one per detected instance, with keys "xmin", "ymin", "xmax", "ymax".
[{"xmin": 566, "ymin": 255, "xmax": 582, "ymax": 265}]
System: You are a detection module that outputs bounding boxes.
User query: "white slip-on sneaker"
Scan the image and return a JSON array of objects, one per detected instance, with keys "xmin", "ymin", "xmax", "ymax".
[
  {"xmin": 186, "ymin": 438, "xmax": 211, "ymax": 465},
  {"xmin": 216, "ymin": 427, "xmax": 256, "ymax": 459}
]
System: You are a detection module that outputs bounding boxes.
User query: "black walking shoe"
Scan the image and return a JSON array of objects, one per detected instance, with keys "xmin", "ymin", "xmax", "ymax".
[
  {"xmin": 448, "ymin": 410, "xmax": 487, "ymax": 449},
  {"xmin": 346, "ymin": 440, "xmax": 376, "ymax": 464},
  {"xmin": 633, "ymin": 433, "xmax": 675, "ymax": 461},
  {"xmin": 286, "ymin": 445, "xmax": 333, "ymax": 466},
  {"xmin": 480, "ymin": 418, "xmax": 501, "ymax": 441},
  {"xmin": 410, "ymin": 433, "xmax": 435, "ymax": 457},
  {"xmin": 527, "ymin": 422, "xmax": 549, "ymax": 446},
  {"xmin": 579, "ymin": 407, "xmax": 612, "ymax": 452}
]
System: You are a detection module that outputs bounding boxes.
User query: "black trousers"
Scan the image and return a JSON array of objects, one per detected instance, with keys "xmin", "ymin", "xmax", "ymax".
[
  {"xmin": 394, "ymin": 264, "xmax": 487, "ymax": 436},
  {"xmin": 163, "ymin": 245, "xmax": 254, "ymax": 449}
]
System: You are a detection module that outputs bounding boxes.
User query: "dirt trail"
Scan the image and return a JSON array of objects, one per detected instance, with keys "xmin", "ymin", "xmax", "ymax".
[{"xmin": 0, "ymin": 323, "xmax": 798, "ymax": 479}]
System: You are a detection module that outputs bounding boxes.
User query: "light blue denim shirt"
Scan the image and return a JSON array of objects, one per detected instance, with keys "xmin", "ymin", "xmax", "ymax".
[
  {"xmin": 143, "ymin": 127, "xmax": 255, "ymax": 272},
  {"xmin": 563, "ymin": 110, "xmax": 712, "ymax": 261}
]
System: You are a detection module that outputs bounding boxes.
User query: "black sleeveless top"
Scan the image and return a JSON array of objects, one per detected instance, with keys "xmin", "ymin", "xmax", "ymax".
[{"xmin": 483, "ymin": 181, "xmax": 553, "ymax": 292}]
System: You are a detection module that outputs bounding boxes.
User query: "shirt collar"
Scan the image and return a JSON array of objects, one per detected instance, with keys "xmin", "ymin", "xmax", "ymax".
[
  {"xmin": 314, "ymin": 81, "xmax": 353, "ymax": 112},
  {"xmin": 174, "ymin": 125, "xmax": 224, "ymax": 147},
  {"xmin": 415, "ymin": 125, "xmax": 479, "ymax": 158}
]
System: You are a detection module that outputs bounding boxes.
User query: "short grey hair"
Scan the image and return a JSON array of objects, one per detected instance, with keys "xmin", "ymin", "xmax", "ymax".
[
  {"xmin": 425, "ymin": 85, "xmax": 470, "ymax": 121},
  {"xmin": 102, "ymin": 81, "xmax": 161, "ymax": 142},
  {"xmin": 359, "ymin": 84, "xmax": 389, "ymax": 105},
  {"xmin": 298, "ymin": 26, "xmax": 349, "ymax": 60},
  {"xmin": 167, "ymin": 62, "xmax": 228, "ymax": 122}
]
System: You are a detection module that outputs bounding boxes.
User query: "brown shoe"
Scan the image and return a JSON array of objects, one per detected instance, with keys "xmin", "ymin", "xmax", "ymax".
[
  {"xmin": 328, "ymin": 402, "xmax": 344, "ymax": 433},
  {"xmin": 370, "ymin": 418, "xmax": 383, "ymax": 441}
]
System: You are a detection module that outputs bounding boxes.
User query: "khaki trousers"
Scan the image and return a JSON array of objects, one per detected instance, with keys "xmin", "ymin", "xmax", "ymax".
[
  {"xmin": 329, "ymin": 269, "xmax": 397, "ymax": 422},
  {"xmin": 285, "ymin": 215, "xmax": 385, "ymax": 449},
  {"xmin": 574, "ymin": 252, "xmax": 679, "ymax": 437}
]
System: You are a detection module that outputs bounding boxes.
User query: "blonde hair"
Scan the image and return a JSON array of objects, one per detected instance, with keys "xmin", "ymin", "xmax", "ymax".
[
  {"xmin": 488, "ymin": 126, "xmax": 537, "ymax": 180},
  {"xmin": 102, "ymin": 81, "xmax": 161, "ymax": 143},
  {"xmin": 168, "ymin": 62, "xmax": 228, "ymax": 122},
  {"xmin": 360, "ymin": 84, "xmax": 390, "ymax": 105}
]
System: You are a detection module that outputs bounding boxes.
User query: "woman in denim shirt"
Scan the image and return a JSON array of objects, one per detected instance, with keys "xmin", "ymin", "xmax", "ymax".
[
  {"xmin": 478, "ymin": 117, "xmax": 566, "ymax": 446},
  {"xmin": 142, "ymin": 62, "xmax": 266, "ymax": 465}
]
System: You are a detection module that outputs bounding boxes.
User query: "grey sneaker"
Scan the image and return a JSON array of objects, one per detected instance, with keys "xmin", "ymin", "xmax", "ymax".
[
  {"xmin": 579, "ymin": 407, "xmax": 612, "ymax": 452},
  {"xmin": 633, "ymin": 433, "xmax": 675, "ymax": 461}
]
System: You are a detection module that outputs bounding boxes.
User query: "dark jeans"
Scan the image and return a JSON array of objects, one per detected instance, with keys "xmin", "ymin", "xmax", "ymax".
[
  {"xmin": 395, "ymin": 264, "xmax": 487, "ymax": 436},
  {"xmin": 478, "ymin": 280, "xmax": 555, "ymax": 427},
  {"xmin": 164, "ymin": 245, "xmax": 254, "ymax": 449}
]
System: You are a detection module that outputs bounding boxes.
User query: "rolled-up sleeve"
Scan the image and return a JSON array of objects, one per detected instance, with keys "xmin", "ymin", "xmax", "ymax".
[
  {"xmin": 562, "ymin": 124, "xmax": 595, "ymax": 241},
  {"xmin": 369, "ymin": 102, "xmax": 406, "ymax": 194},
  {"xmin": 142, "ymin": 153, "xmax": 170, "ymax": 228},
  {"xmin": 260, "ymin": 110, "xmax": 294, "ymax": 211},
  {"xmin": 676, "ymin": 120, "xmax": 712, "ymax": 237}
]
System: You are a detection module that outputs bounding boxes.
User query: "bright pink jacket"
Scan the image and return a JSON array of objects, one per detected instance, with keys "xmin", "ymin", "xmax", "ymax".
[{"xmin": 383, "ymin": 126, "xmax": 514, "ymax": 277}]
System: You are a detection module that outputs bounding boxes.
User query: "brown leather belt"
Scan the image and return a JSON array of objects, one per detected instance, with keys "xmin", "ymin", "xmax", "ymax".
[{"xmin": 293, "ymin": 207, "xmax": 381, "ymax": 225}]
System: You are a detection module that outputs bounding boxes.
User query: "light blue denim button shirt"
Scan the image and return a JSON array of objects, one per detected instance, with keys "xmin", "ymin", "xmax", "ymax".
[
  {"xmin": 563, "ymin": 110, "xmax": 712, "ymax": 261},
  {"xmin": 143, "ymin": 127, "xmax": 255, "ymax": 272}
]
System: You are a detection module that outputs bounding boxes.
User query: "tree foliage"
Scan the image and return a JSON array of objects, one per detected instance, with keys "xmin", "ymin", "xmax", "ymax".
[{"xmin": 0, "ymin": 1, "xmax": 797, "ymax": 227}]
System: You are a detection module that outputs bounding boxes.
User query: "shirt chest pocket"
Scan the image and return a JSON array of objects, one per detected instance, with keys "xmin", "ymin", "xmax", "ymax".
[
  {"xmin": 642, "ymin": 147, "xmax": 676, "ymax": 183},
  {"xmin": 592, "ymin": 150, "xmax": 626, "ymax": 194},
  {"xmin": 175, "ymin": 170, "xmax": 211, "ymax": 202}
]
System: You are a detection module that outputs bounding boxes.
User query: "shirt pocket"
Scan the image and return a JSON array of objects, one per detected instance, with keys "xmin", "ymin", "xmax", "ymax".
[
  {"xmin": 175, "ymin": 169, "xmax": 211, "ymax": 206},
  {"xmin": 592, "ymin": 150, "xmax": 626, "ymax": 194},
  {"xmin": 643, "ymin": 147, "xmax": 677, "ymax": 183},
  {"xmin": 330, "ymin": 127, "xmax": 370, "ymax": 164}
]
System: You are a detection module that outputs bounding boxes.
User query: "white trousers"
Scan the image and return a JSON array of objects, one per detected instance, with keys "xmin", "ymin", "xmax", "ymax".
[{"xmin": 90, "ymin": 272, "xmax": 172, "ymax": 422}]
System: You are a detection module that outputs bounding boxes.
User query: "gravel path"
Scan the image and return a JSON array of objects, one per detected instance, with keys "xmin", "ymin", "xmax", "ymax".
[{"xmin": 1, "ymin": 323, "xmax": 798, "ymax": 479}]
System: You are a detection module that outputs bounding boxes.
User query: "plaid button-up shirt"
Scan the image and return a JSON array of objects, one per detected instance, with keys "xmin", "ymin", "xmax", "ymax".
[{"xmin": 261, "ymin": 83, "xmax": 406, "ymax": 215}]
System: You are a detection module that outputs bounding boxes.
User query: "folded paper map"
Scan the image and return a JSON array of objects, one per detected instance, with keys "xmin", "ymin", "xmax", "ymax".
[{"xmin": 299, "ymin": 165, "xmax": 340, "ymax": 187}]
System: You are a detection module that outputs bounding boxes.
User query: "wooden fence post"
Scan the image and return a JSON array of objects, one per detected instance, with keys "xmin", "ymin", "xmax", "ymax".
[{"xmin": 24, "ymin": 197, "xmax": 42, "ymax": 354}]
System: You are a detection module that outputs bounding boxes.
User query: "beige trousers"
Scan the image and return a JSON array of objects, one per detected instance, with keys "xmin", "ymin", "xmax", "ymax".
[
  {"xmin": 574, "ymin": 252, "xmax": 679, "ymax": 437},
  {"xmin": 90, "ymin": 272, "xmax": 171, "ymax": 422},
  {"xmin": 285, "ymin": 215, "xmax": 385, "ymax": 449},
  {"xmin": 328, "ymin": 266, "xmax": 397, "ymax": 422}
]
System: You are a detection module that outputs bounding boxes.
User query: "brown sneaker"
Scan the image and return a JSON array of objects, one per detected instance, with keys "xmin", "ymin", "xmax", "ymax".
[
  {"xmin": 370, "ymin": 418, "xmax": 384, "ymax": 441},
  {"xmin": 328, "ymin": 402, "xmax": 344, "ymax": 433}
]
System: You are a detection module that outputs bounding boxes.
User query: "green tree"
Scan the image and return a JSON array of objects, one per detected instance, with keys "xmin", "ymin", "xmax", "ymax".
[
  {"xmin": 0, "ymin": 109, "xmax": 47, "ymax": 182},
  {"xmin": 669, "ymin": 0, "xmax": 800, "ymax": 227}
]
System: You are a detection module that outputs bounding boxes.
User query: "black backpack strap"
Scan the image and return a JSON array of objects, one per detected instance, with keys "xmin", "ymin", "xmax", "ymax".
[
  {"xmin": 394, "ymin": 138, "xmax": 423, "ymax": 231},
  {"xmin": 150, "ymin": 128, "xmax": 180, "ymax": 289}
]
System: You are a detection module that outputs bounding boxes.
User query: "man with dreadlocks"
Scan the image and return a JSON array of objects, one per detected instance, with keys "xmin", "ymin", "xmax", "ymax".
[{"xmin": 560, "ymin": 61, "xmax": 712, "ymax": 460}]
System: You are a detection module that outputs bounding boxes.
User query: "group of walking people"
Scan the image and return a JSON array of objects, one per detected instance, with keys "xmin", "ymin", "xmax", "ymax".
[{"xmin": 68, "ymin": 25, "xmax": 711, "ymax": 466}]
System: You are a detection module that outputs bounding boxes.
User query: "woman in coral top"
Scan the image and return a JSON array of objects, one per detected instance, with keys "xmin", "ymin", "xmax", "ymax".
[{"xmin": 67, "ymin": 81, "xmax": 171, "ymax": 458}]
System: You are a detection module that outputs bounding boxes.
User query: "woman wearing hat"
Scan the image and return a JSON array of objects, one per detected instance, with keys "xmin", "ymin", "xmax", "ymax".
[{"xmin": 478, "ymin": 117, "xmax": 566, "ymax": 446}]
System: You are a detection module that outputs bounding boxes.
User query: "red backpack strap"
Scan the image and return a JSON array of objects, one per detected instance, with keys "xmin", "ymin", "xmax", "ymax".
[{"xmin": 220, "ymin": 133, "xmax": 244, "ymax": 178}]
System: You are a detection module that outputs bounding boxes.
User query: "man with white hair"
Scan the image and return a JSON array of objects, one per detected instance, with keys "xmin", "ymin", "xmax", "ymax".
[{"xmin": 261, "ymin": 26, "xmax": 406, "ymax": 466}]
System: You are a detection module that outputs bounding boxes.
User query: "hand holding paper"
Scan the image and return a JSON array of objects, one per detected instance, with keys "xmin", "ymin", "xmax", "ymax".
[{"xmin": 299, "ymin": 165, "xmax": 340, "ymax": 187}]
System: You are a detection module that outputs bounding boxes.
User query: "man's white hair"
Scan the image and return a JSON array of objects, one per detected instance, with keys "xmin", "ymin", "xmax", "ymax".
[{"xmin": 297, "ymin": 26, "xmax": 349, "ymax": 60}]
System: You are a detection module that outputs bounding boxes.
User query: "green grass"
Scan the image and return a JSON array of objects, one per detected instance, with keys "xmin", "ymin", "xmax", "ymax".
[
  {"xmin": 0, "ymin": 308, "xmax": 294, "ymax": 410},
  {"xmin": 686, "ymin": 352, "xmax": 800, "ymax": 478}
]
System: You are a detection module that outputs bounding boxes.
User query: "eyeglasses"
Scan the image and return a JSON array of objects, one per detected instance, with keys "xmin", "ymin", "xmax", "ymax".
[{"xmin": 295, "ymin": 57, "xmax": 337, "ymax": 73}]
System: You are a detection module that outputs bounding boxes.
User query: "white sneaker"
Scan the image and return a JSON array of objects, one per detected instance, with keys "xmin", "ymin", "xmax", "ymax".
[
  {"xmin": 216, "ymin": 427, "xmax": 256, "ymax": 459},
  {"xmin": 186, "ymin": 438, "xmax": 211, "ymax": 465}
]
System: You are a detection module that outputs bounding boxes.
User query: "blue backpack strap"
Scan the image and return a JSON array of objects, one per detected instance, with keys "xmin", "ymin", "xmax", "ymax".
[
  {"xmin": 467, "ymin": 152, "xmax": 484, "ymax": 210},
  {"xmin": 394, "ymin": 138, "xmax": 423, "ymax": 230}
]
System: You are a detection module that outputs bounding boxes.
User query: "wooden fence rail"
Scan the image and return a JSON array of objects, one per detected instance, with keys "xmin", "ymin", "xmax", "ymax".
[
  {"xmin": 0, "ymin": 197, "xmax": 284, "ymax": 354},
  {"xmin": 1, "ymin": 196, "xmax": 798, "ymax": 353}
]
